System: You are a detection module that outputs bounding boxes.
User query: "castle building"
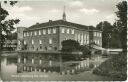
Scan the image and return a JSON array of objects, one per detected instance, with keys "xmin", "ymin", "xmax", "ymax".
[{"xmin": 17, "ymin": 9, "xmax": 102, "ymax": 51}]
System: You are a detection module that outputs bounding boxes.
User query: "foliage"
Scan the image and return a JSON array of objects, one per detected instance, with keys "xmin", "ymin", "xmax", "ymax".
[
  {"xmin": 79, "ymin": 45, "xmax": 91, "ymax": 58},
  {"xmin": 115, "ymin": 1, "xmax": 127, "ymax": 51},
  {"xmin": 61, "ymin": 39, "xmax": 80, "ymax": 52},
  {"xmin": 93, "ymin": 52, "xmax": 127, "ymax": 80},
  {"xmin": 61, "ymin": 40, "xmax": 92, "ymax": 61},
  {"xmin": 93, "ymin": 1, "xmax": 127, "ymax": 81},
  {"xmin": 0, "ymin": 1, "xmax": 20, "ymax": 51},
  {"xmin": 96, "ymin": 21, "xmax": 119, "ymax": 48}
]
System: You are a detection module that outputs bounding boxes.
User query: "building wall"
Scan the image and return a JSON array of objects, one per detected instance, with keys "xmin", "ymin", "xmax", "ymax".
[
  {"xmin": 92, "ymin": 31, "xmax": 102, "ymax": 47},
  {"xmin": 17, "ymin": 27, "xmax": 26, "ymax": 50},
  {"xmin": 23, "ymin": 27, "xmax": 59, "ymax": 51},
  {"xmin": 22, "ymin": 25, "xmax": 102, "ymax": 51},
  {"xmin": 58, "ymin": 26, "xmax": 89, "ymax": 50}
]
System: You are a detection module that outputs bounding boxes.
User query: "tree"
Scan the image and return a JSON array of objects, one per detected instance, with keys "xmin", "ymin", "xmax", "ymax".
[
  {"xmin": 61, "ymin": 39, "xmax": 80, "ymax": 52},
  {"xmin": 96, "ymin": 21, "xmax": 113, "ymax": 48},
  {"xmin": 115, "ymin": 1, "xmax": 127, "ymax": 52},
  {"xmin": 0, "ymin": 1, "xmax": 20, "ymax": 51},
  {"xmin": 79, "ymin": 45, "xmax": 91, "ymax": 58}
]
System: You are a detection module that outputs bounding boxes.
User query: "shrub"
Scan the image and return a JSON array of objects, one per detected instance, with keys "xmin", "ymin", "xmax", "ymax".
[{"xmin": 89, "ymin": 63, "xmax": 94, "ymax": 69}]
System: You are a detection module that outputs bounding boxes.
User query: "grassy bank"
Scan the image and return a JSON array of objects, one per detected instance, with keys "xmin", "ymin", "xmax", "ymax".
[{"xmin": 93, "ymin": 52, "xmax": 127, "ymax": 81}]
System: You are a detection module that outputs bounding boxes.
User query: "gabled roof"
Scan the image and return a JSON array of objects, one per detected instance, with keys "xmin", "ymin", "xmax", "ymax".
[{"xmin": 24, "ymin": 20, "xmax": 98, "ymax": 31}]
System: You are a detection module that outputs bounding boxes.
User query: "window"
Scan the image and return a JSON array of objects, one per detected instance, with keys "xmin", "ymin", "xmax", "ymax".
[
  {"xmin": 81, "ymin": 34, "xmax": 83, "ymax": 40},
  {"xmin": 71, "ymin": 29, "xmax": 74, "ymax": 34},
  {"xmin": 35, "ymin": 31, "xmax": 37, "ymax": 36},
  {"xmin": 48, "ymin": 28, "xmax": 51, "ymax": 34},
  {"xmin": 99, "ymin": 33, "xmax": 101, "ymax": 37},
  {"xmin": 97, "ymin": 40, "xmax": 100, "ymax": 44},
  {"xmin": 53, "ymin": 28, "xmax": 56, "ymax": 34},
  {"xmin": 32, "ymin": 40, "xmax": 34, "ymax": 44},
  {"xmin": 31, "ymin": 32, "xmax": 33, "ymax": 36},
  {"xmin": 84, "ymin": 40, "xmax": 86, "ymax": 44},
  {"xmin": 49, "ymin": 38, "xmax": 52, "ymax": 44},
  {"xmin": 43, "ymin": 29, "xmax": 46, "ymax": 35},
  {"xmin": 18, "ymin": 40, "xmax": 21, "ymax": 45},
  {"xmin": 27, "ymin": 32, "xmax": 29, "ymax": 36},
  {"xmin": 80, "ymin": 34, "xmax": 83, "ymax": 44},
  {"xmin": 24, "ymin": 33, "xmax": 26, "ymax": 37},
  {"xmin": 87, "ymin": 35, "xmax": 89, "ymax": 40},
  {"xmin": 39, "ymin": 30, "xmax": 41, "ymax": 35},
  {"xmin": 24, "ymin": 40, "xmax": 26, "ymax": 45},
  {"xmin": 39, "ymin": 40, "xmax": 42, "ymax": 44},
  {"xmin": 87, "ymin": 40, "xmax": 89, "ymax": 44},
  {"xmin": 75, "ymin": 34, "xmax": 77, "ymax": 40},
  {"xmin": 94, "ymin": 32, "xmax": 96, "ymax": 36},
  {"xmin": 78, "ymin": 34, "xmax": 80, "ymax": 41},
  {"xmin": 84, "ymin": 34, "xmax": 86, "ymax": 41},
  {"xmin": 96, "ymin": 32, "xmax": 99, "ymax": 37},
  {"xmin": 61, "ymin": 28, "xmax": 65, "ymax": 33},
  {"xmin": 67, "ymin": 29, "xmax": 70, "ymax": 34}
]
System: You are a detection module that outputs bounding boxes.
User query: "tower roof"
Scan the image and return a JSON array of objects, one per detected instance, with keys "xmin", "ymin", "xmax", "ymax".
[{"xmin": 62, "ymin": 6, "xmax": 66, "ymax": 21}]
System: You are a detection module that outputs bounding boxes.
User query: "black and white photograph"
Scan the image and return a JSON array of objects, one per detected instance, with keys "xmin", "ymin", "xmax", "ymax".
[{"xmin": 0, "ymin": 0, "xmax": 127, "ymax": 81}]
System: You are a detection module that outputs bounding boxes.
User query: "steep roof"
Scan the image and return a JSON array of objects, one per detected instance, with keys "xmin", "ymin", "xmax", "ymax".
[{"xmin": 24, "ymin": 20, "xmax": 98, "ymax": 31}]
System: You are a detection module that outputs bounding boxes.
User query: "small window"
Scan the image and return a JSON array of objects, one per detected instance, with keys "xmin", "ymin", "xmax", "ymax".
[
  {"xmin": 43, "ymin": 29, "xmax": 46, "ymax": 35},
  {"xmin": 35, "ymin": 31, "xmax": 37, "ymax": 36},
  {"xmin": 39, "ymin": 40, "xmax": 42, "ymax": 44},
  {"xmin": 96, "ymin": 32, "xmax": 99, "ymax": 37},
  {"xmin": 99, "ymin": 33, "xmax": 101, "ymax": 37},
  {"xmin": 53, "ymin": 28, "xmax": 56, "ymax": 34},
  {"xmin": 24, "ymin": 32, "xmax": 26, "ymax": 37},
  {"xmin": 81, "ymin": 34, "xmax": 83, "ymax": 40},
  {"xmin": 84, "ymin": 34, "xmax": 86, "ymax": 40},
  {"xmin": 18, "ymin": 40, "xmax": 21, "ymax": 45},
  {"xmin": 24, "ymin": 40, "xmax": 26, "ymax": 45},
  {"xmin": 49, "ymin": 38, "xmax": 52, "ymax": 44},
  {"xmin": 48, "ymin": 28, "xmax": 51, "ymax": 34},
  {"xmin": 78, "ymin": 34, "xmax": 80, "ymax": 41},
  {"xmin": 87, "ymin": 40, "xmax": 89, "ymax": 44},
  {"xmin": 97, "ymin": 40, "xmax": 100, "ymax": 44},
  {"xmin": 87, "ymin": 35, "xmax": 89, "ymax": 40},
  {"xmin": 27, "ymin": 32, "xmax": 29, "ymax": 36},
  {"xmin": 67, "ymin": 29, "xmax": 70, "ymax": 34},
  {"xmin": 94, "ymin": 32, "xmax": 96, "ymax": 36},
  {"xmin": 75, "ymin": 34, "xmax": 77, "ymax": 40},
  {"xmin": 61, "ymin": 28, "xmax": 65, "ymax": 33},
  {"xmin": 71, "ymin": 29, "xmax": 74, "ymax": 34},
  {"xmin": 31, "ymin": 32, "xmax": 33, "ymax": 36},
  {"xmin": 39, "ymin": 30, "xmax": 41, "ymax": 35},
  {"xmin": 32, "ymin": 40, "xmax": 34, "ymax": 44},
  {"xmin": 84, "ymin": 40, "xmax": 86, "ymax": 44}
]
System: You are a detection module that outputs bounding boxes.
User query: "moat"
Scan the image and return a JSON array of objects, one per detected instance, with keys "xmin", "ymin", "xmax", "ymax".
[{"xmin": 0, "ymin": 52, "xmax": 116, "ymax": 81}]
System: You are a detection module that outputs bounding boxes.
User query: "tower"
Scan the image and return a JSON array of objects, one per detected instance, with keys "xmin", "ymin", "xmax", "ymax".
[{"xmin": 62, "ymin": 6, "xmax": 66, "ymax": 21}]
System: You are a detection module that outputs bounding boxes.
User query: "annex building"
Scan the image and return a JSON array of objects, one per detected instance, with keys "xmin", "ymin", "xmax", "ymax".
[{"xmin": 17, "ymin": 10, "xmax": 102, "ymax": 51}]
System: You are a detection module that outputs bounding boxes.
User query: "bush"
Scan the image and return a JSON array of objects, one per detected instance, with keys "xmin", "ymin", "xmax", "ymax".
[
  {"xmin": 93, "ymin": 52, "xmax": 127, "ymax": 81},
  {"xmin": 89, "ymin": 63, "xmax": 94, "ymax": 69}
]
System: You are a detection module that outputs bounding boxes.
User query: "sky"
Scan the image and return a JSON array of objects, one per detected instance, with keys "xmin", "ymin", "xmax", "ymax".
[{"xmin": 2, "ymin": 0, "xmax": 123, "ymax": 28}]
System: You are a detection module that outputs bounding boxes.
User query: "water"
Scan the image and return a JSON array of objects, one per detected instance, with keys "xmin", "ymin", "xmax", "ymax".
[{"xmin": 0, "ymin": 54, "xmax": 114, "ymax": 81}]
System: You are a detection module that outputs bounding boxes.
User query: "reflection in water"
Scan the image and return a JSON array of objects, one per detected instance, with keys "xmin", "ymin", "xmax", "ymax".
[
  {"xmin": 1, "ymin": 57, "xmax": 17, "ymax": 80},
  {"xmin": 0, "ymin": 54, "xmax": 113, "ymax": 81}
]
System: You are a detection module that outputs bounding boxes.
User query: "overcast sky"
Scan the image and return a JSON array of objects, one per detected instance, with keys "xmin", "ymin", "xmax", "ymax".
[{"xmin": 2, "ymin": 0, "xmax": 123, "ymax": 27}]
